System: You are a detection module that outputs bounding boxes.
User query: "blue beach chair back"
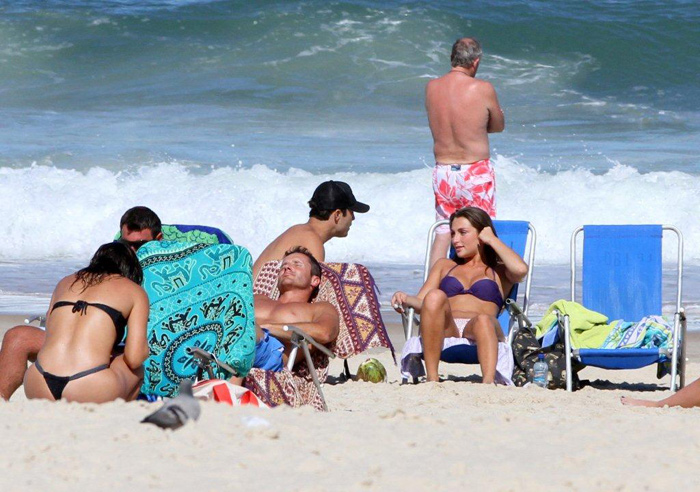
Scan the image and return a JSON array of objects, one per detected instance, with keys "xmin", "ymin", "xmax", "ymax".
[
  {"xmin": 581, "ymin": 225, "xmax": 662, "ymax": 320},
  {"xmin": 493, "ymin": 220, "xmax": 531, "ymax": 334},
  {"xmin": 563, "ymin": 224, "xmax": 685, "ymax": 392}
]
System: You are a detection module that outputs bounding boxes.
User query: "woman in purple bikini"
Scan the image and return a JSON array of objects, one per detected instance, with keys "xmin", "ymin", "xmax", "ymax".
[{"xmin": 392, "ymin": 207, "xmax": 528, "ymax": 383}]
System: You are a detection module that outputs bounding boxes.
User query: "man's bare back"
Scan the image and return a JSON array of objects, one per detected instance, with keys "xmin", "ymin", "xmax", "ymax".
[
  {"xmin": 426, "ymin": 69, "xmax": 504, "ymax": 164},
  {"xmin": 425, "ymin": 37, "xmax": 505, "ymax": 269},
  {"xmin": 253, "ymin": 223, "xmax": 325, "ymax": 278}
]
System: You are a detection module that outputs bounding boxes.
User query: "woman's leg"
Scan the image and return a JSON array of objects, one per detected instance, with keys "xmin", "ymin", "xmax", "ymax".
[
  {"xmin": 1, "ymin": 325, "xmax": 46, "ymax": 400},
  {"xmin": 420, "ymin": 289, "xmax": 459, "ymax": 382},
  {"xmin": 622, "ymin": 376, "xmax": 700, "ymax": 408},
  {"xmin": 109, "ymin": 355, "xmax": 144, "ymax": 401},
  {"xmin": 462, "ymin": 314, "xmax": 504, "ymax": 384}
]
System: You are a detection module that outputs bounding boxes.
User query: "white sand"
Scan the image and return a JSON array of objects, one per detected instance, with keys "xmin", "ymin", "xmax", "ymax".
[{"xmin": 1, "ymin": 316, "xmax": 699, "ymax": 491}]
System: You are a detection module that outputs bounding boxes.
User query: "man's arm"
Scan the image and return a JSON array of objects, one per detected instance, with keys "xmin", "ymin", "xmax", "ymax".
[
  {"xmin": 262, "ymin": 302, "xmax": 339, "ymax": 345},
  {"xmin": 483, "ymin": 82, "xmax": 505, "ymax": 133}
]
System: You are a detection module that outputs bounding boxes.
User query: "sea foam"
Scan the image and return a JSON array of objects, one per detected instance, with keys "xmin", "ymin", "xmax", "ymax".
[{"xmin": 0, "ymin": 157, "xmax": 697, "ymax": 265}]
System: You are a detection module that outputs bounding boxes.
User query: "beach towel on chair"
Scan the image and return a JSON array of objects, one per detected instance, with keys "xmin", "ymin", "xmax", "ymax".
[
  {"xmin": 138, "ymin": 241, "xmax": 256, "ymax": 397},
  {"xmin": 245, "ymin": 261, "xmax": 393, "ymax": 409},
  {"xmin": 254, "ymin": 261, "xmax": 395, "ymax": 359}
]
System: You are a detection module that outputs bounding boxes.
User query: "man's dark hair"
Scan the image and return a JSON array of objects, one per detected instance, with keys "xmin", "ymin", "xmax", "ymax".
[
  {"xmin": 120, "ymin": 206, "xmax": 162, "ymax": 237},
  {"xmin": 284, "ymin": 246, "xmax": 322, "ymax": 279},
  {"xmin": 309, "ymin": 207, "xmax": 348, "ymax": 221},
  {"xmin": 74, "ymin": 241, "xmax": 143, "ymax": 290},
  {"xmin": 451, "ymin": 37, "xmax": 482, "ymax": 68}
]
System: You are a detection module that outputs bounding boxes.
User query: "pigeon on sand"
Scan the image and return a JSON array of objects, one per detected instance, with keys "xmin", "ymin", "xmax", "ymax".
[{"xmin": 141, "ymin": 379, "xmax": 201, "ymax": 430}]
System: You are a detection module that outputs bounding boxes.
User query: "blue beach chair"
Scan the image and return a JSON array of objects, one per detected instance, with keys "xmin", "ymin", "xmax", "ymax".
[
  {"xmin": 562, "ymin": 225, "xmax": 686, "ymax": 392},
  {"xmin": 401, "ymin": 219, "xmax": 536, "ymax": 382}
]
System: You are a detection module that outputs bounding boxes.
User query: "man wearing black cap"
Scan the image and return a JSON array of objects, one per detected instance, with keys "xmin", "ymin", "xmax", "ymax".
[{"xmin": 253, "ymin": 181, "xmax": 370, "ymax": 278}]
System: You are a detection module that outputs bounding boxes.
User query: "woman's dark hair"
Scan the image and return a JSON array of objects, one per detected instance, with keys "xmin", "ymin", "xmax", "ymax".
[
  {"xmin": 73, "ymin": 241, "xmax": 143, "ymax": 290},
  {"xmin": 449, "ymin": 206, "xmax": 500, "ymax": 271}
]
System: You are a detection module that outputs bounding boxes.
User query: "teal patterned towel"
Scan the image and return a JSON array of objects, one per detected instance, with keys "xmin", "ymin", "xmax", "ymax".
[
  {"xmin": 601, "ymin": 315, "xmax": 673, "ymax": 349},
  {"xmin": 137, "ymin": 241, "xmax": 255, "ymax": 397}
]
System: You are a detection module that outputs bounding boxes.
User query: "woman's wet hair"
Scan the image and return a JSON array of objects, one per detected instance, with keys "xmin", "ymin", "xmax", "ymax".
[
  {"xmin": 73, "ymin": 241, "xmax": 143, "ymax": 290},
  {"xmin": 449, "ymin": 206, "xmax": 500, "ymax": 270}
]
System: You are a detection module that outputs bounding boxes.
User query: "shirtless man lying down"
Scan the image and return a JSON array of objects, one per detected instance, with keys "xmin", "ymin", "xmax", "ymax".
[{"xmin": 252, "ymin": 246, "xmax": 339, "ymax": 371}]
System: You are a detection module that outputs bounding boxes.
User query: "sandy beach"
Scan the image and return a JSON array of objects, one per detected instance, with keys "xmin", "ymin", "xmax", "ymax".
[{"xmin": 2, "ymin": 314, "xmax": 699, "ymax": 491}]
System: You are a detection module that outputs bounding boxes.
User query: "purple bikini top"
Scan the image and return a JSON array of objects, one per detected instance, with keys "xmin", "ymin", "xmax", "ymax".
[{"xmin": 438, "ymin": 266, "xmax": 504, "ymax": 309}]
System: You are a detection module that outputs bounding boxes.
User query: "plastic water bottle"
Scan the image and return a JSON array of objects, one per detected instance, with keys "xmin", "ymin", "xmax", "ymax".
[{"xmin": 532, "ymin": 354, "xmax": 548, "ymax": 388}]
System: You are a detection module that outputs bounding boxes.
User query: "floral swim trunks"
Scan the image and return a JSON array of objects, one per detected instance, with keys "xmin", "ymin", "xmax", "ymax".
[{"xmin": 432, "ymin": 159, "xmax": 496, "ymax": 234}]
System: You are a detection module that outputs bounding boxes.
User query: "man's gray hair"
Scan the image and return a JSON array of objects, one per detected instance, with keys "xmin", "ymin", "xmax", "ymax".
[{"xmin": 450, "ymin": 37, "xmax": 482, "ymax": 68}]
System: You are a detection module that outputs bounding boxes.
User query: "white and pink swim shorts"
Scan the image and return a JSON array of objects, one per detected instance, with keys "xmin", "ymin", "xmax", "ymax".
[{"xmin": 432, "ymin": 159, "xmax": 496, "ymax": 234}]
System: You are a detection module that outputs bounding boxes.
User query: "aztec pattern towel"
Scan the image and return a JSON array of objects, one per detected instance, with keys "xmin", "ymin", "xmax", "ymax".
[
  {"xmin": 138, "ymin": 241, "xmax": 256, "ymax": 397},
  {"xmin": 246, "ymin": 261, "xmax": 393, "ymax": 409},
  {"xmin": 253, "ymin": 261, "xmax": 394, "ymax": 359}
]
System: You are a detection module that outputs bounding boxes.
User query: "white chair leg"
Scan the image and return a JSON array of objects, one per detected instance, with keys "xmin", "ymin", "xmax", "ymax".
[{"xmin": 563, "ymin": 314, "xmax": 573, "ymax": 392}]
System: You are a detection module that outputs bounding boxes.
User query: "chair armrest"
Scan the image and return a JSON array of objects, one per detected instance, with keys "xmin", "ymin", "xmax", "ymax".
[
  {"xmin": 186, "ymin": 346, "xmax": 239, "ymax": 377},
  {"xmin": 283, "ymin": 325, "xmax": 336, "ymax": 359},
  {"xmin": 24, "ymin": 315, "xmax": 46, "ymax": 329}
]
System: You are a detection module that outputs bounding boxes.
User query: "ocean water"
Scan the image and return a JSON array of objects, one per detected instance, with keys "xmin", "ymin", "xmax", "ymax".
[{"xmin": 0, "ymin": 0, "xmax": 699, "ymax": 324}]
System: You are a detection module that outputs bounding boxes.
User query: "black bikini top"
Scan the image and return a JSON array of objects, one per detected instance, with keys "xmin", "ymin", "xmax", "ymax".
[{"xmin": 51, "ymin": 300, "xmax": 127, "ymax": 348}]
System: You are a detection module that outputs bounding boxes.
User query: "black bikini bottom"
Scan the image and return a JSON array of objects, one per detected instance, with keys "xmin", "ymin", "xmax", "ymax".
[{"xmin": 35, "ymin": 359, "xmax": 109, "ymax": 400}]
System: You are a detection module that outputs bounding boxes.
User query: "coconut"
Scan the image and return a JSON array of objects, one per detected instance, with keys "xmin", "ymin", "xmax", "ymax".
[{"xmin": 355, "ymin": 358, "xmax": 387, "ymax": 383}]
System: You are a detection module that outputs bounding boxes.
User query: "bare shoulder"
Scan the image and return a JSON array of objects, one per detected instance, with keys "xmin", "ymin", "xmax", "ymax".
[
  {"xmin": 254, "ymin": 293, "xmax": 273, "ymax": 304},
  {"xmin": 433, "ymin": 257, "xmax": 457, "ymax": 275},
  {"xmin": 53, "ymin": 274, "xmax": 77, "ymax": 297},
  {"xmin": 474, "ymin": 78, "xmax": 497, "ymax": 95},
  {"xmin": 57, "ymin": 274, "xmax": 77, "ymax": 288},
  {"xmin": 113, "ymin": 275, "xmax": 149, "ymax": 299},
  {"xmin": 314, "ymin": 300, "xmax": 339, "ymax": 319},
  {"xmin": 278, "ymin": 224, "xmax": 324, "ymax": 257}
]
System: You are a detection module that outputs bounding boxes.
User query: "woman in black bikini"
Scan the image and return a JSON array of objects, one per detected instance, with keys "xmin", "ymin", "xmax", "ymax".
[
  {"xmin": 392, "ymin": 207, "xmax": 528, "ymax": 383},
  {"xmin": 24, "ymin": 241, "xmax": 149, "ymax": 402}
]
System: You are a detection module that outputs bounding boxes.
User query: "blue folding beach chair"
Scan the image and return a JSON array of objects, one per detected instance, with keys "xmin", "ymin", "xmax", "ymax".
[
  {"xmin": 562, "ymin": 225, "xmax": 686, "ymax": 392},
  {"xmin": 402, "ymin": 219, "xmax": 535, "ymax": 378}
]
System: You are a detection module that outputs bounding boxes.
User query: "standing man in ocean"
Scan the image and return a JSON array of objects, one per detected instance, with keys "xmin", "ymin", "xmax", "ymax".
[{"xmin": 426, "ymin": 37, "xmax": 505, "ymax": 268}]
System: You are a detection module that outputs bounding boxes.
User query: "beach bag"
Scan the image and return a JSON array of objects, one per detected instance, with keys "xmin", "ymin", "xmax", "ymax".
[
  {"xmin": 511, "ymin": 327, "xmax": 580, "ymax": 390},
  {"xmin": 193, "ymin": 379, "xmax": 269, "ymax": 408}
]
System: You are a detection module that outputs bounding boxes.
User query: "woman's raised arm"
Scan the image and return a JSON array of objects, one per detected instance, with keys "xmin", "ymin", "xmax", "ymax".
[{"xmin": 479, "ymin": 227, "xmax": 528, "ymax": 284}]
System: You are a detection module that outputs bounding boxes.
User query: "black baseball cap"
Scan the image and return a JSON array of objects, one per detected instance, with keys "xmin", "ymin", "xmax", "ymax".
[{"xmin": 308, "ymin": 181, "xmax": 370, "ymax": 213}]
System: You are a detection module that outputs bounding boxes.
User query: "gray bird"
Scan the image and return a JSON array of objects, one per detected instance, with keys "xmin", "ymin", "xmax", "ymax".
[{"xmin": 141, "ymin": 379, "xmax": 201, "ymax": 430}]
